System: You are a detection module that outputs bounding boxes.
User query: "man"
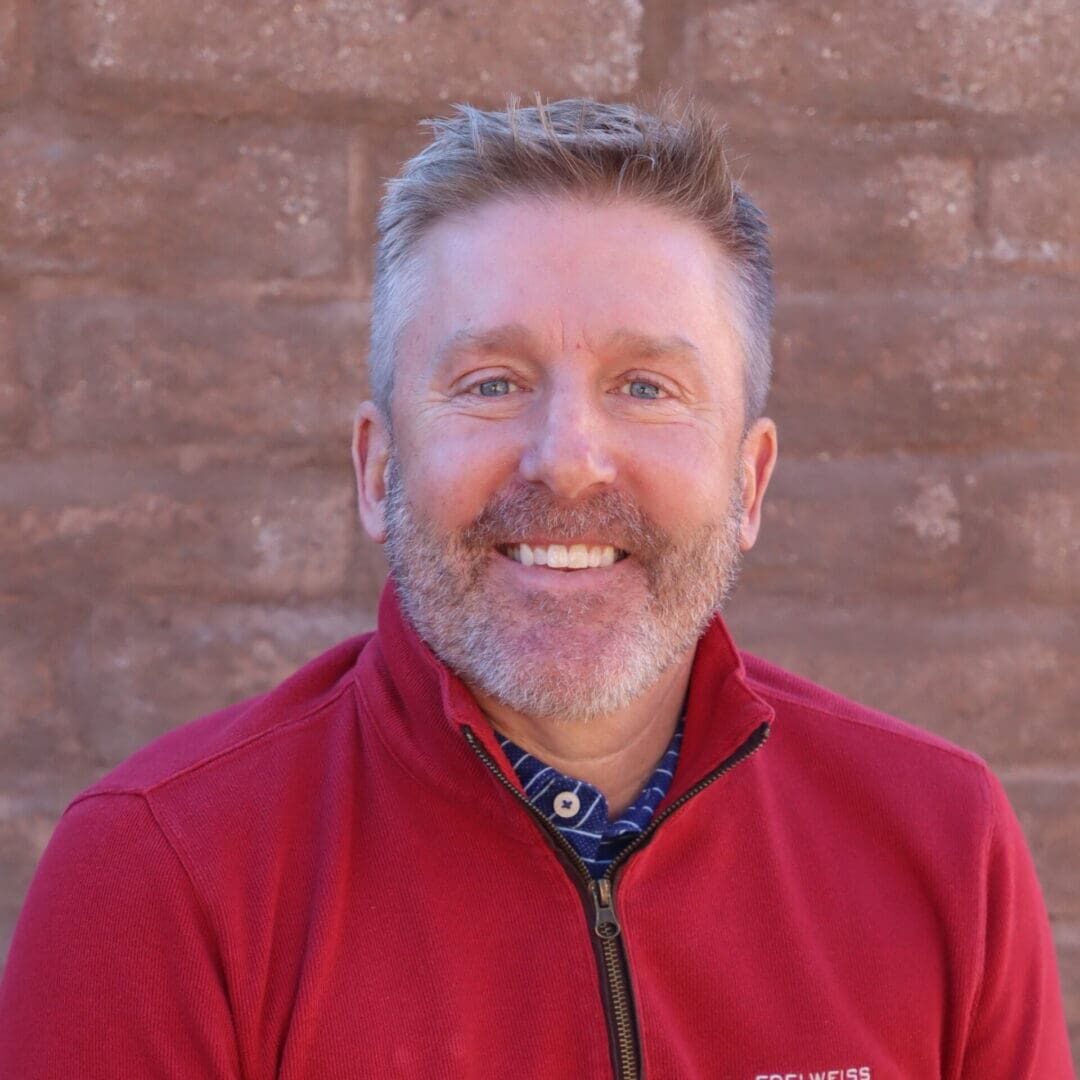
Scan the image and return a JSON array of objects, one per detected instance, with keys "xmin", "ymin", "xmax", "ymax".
[{"xmin": 0, "ymin": 97, "xmax": 1071, "ymax": 1078}]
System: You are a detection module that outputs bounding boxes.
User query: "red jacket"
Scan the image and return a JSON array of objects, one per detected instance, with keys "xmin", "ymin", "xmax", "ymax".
[{"xmin": 0, "ymin": 583, "xmax": 1072, "ymax": 1079}]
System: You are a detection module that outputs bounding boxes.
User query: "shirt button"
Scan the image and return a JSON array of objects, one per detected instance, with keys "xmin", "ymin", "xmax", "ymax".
[{"xmin": 553, "ymin": 791, "xmax": 581, "ymax": 818}]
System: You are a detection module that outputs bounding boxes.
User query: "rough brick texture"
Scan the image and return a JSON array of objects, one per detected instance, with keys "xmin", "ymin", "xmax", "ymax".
[
  {"xmin": 0, "ymin": 606, "xmax": 99, "ymax": 834},
  {"xmin": 66, "ymin": 598, "xmax": 375, "ymax": 763},
  {"xmin": 2, "ymin": 460, "xmax": 357, "ymax": 600},
  {"xmin": 23, "ymin": 297, "xmax": 367, "ymax": 454},
  {"xmin": 1005, "ymin": 776, "xmax": 1080, "ymax": 918},
  {"xmin": 683, "ymin": 0, "xmax": 1080, "ymax": 124},
  {"xmin": 0, "ymin": 302, "xmax": 31, "ymax": 452},
  {"xmin": 725, "ymin": 600, "xmax": 1078, "ymax": 768},
  {"xmin": 747, "ymin": 454, "xmax": 1079, "ymax": 604},
  {"xmin": 65, "ymin": 0, "xmax": 642, "ymax": 111},
  {"xmin": 0, "ymin": 0, "xmax": 27, "ymax": 104},
  {"xmin": 988, "ymin": 148, "xmax": 1080, "ymax": 277},
  {"xmin": 1059, "ymin": 927, "xmax": 1080, "ymax": 1059},
  {"xmin": 1, "ymin": 0, "xmax": 1076, "ymax": 1059},
  {"xmin": 743, "ymin": 139, "xmax": 977, "ymax": 289},
  {"xmin": 0, "ymin": 122, "xmax": 349, "ymax": 283},
  {"xmin": 771, "ymin": 297, "xmax": 1080, "ymax": 456}
]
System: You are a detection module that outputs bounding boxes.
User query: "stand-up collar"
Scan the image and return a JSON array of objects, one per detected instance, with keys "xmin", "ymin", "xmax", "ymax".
[{"xmin": 356, "ymin": 580, "xmax": 773, "ymax": 811}]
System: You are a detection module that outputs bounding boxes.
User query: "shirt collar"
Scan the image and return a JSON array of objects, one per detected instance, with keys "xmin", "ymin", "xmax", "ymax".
[
  {"xmin": 497, "ymin": 715, "xmax": 685, "ymax": 837},
  {"xmin": 359, "ymin": 580, "xmax": 773, "ymax": 815},
  {"xmin": 497, "ymin": 717, "xmax": 685, "ymax": 871}
]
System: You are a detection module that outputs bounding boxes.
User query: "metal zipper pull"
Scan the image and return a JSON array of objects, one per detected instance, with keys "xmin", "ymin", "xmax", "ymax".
[{"xmin": 592, "ymin": 877, "xmax": 621, "ymax": 939}]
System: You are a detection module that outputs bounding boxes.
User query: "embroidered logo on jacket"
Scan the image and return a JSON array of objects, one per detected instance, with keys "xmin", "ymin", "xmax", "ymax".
[{"xmin": 754, "ymin": 1069, "xmax": 871, "ymax": 1080}]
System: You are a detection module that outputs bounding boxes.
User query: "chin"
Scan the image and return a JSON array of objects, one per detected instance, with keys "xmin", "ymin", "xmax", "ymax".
[
  {"xmin": 453, "ymin": 614, "xmax": 681, "ymax": 723},
  {"xmin": 472, "ymin": 665, "xmax": 655, "ymax": 725}
]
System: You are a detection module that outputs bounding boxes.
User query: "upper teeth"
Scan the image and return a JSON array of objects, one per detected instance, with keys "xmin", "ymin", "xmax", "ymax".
[{"xmin": 505, "ymin": 543, "xmax": 619, "ymax": 569}]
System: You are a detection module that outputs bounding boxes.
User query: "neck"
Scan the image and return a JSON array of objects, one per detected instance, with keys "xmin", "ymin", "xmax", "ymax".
[{"xmin": 472, "ymin": 650, "xmax": 695, "ymax": 819}]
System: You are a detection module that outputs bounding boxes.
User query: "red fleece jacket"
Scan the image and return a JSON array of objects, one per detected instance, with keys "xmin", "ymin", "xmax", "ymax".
[{"xmin": 0, "ymin": 583, "xmax": 1072, "ymax": 1078}]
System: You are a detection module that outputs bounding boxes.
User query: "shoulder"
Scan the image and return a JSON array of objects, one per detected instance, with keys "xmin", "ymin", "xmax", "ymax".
[
  {"xmin": 744, "ymin": 649, "xmax": 987, "ymax": 765},
  {"xmin": 40, "ymin": 630, "xmax": 378, "ymax": 969},
  {"xmin": 740, "ymin": 649, "xmax": 996, "ymax": 825},
  {"xmin": 72, "ymin": 631, "xmax": 375, "ymax": 809}
]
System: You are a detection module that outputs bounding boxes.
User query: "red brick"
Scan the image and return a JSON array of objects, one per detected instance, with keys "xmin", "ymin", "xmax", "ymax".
[
  {"xmin": 65, "ymin": 0, "xmax": 641, "ymax": 111},
  {"xmin": 25, "ymin": 297, "xmax": 367, "ymax": 454},
  {"xmin": 770, "ymin": 297, "xmax": 1080, "ymax": 456},
  {"xmin": 684, "ymin": 0, "xmax": 1080, "ymax": 124},
  {"xmin": 739, "ymin": 138, "xmax": 975, "ymax": 289},
  {"xmin": 0, "ymin": 0, "xmax": 29, "ymax": 104},
  {"xmin": 1003, "ymin": 776, "xmax": 1080, "ymax": 918},
  {"xmin": 0, "ymin": 598, "xmax": 92, "ymax": 792},
  {"xmin": 0, "ymin": 595, "xmax": 97, "ymax": 968},
  {"xmin": 66, "ymin": 597, "xmax": 374, "ymax": 767},
  {"xmin": 970, "ymin": 462, "xmax": 1079, "ymax": 605},
  {"xmin": 0, "ymin": 812, "xmax": 61, "ymax": 964},
  {"xmin": 724, "ymin": 598, "xmax": 1079, "ymax": 768},
  {"xmin": 1, "ymin": 458, "xmax": 358, "ymax": 600},
  {"xmin": 0, "ymin": 120, "xmax": 348, "ymax": 283},
  {"xmin": 1053, "ymin": 923, "xmax": 1080, "ymax": 1067},
  {"xmin": 746, "ymin": 453, "xmax": 1079, "ymax": 604},
  {"xmin": 0, "ymin": 301, "xmax": 33, "ymax": 453},
  {"xmin": 987, "ymin": 149, "xmax": 1080, "ymax": 277}
]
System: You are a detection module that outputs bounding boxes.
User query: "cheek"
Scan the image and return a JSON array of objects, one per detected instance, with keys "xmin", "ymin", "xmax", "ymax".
[
  {"xmin": 399, "ymin": 421, "xmax": 521, "ymax": 526},
  {"xmin": 622, "ymin": 429, "xmax": 737, "ymax": 525}
]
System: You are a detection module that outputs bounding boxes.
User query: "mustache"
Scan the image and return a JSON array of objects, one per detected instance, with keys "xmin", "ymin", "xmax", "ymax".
[{"xmin": 458, "ymin": 483, "xmax": 668, "ymax": 557}]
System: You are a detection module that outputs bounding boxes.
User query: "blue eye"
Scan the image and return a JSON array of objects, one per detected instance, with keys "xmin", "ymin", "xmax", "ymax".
[
  {"xmin": 625, "ymin": 380, "xmax": 662, "ymax": 399},
  {"xmin": 476, "ymin": 378, "xmax": 513, "ymax": 396}
]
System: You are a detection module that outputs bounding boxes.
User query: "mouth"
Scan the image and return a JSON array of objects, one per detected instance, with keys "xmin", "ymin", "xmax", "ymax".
[{"xmin": 496, "ymin": 542, "xmax": 631, "ymax": 570}]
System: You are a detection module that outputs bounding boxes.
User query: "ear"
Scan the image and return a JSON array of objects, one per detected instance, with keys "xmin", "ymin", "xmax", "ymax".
[
  {"xmin": 351, "ymin": 400, "xmax": 392, "ymax": 544},
  {"xmin": 737, "ymin": 416, "xmax": 778, "ymax": 551}
]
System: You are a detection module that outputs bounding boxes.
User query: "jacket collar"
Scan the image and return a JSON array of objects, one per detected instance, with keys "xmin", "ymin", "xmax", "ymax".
[{"xmin": 357, "ymin": 579, "xmax": 773, "ymax": 812}]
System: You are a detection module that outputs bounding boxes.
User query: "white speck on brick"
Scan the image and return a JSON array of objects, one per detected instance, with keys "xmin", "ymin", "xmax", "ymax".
[{"xmin": 894, "ymin": 478, "xmax": 961, "ymax": 549}]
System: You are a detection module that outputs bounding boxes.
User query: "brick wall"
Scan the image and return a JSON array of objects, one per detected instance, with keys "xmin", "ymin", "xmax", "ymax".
[{"xmin": 1, "ymin": 0, "xmax": 1076, "ymax": 1056}]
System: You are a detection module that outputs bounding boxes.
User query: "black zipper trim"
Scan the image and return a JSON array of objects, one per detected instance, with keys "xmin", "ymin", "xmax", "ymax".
[
  {"xmin": 604, "ymin": 720, "xmax": 770, "ymax": 876},
  {"xmin": 462, "ymin": 719, "xmax": 770, "ymax": 1080}
]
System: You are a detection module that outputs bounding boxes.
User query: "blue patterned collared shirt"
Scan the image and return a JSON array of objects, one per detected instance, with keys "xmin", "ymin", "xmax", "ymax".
[{"xmin": 497, "ymin": 718, "xmax": 684, "ymax": 878}]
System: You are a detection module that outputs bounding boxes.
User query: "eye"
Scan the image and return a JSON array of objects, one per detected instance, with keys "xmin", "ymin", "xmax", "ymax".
[
  {"xmin": 470, "ymin": 377, "xmax": 520, "ymax": 397},
  {"xmin": 621, "ymin": 379, "xmax": 666, "ymax": 400}
]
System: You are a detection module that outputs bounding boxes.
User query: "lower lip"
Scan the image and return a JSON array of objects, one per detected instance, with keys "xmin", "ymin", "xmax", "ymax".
[{"xmin": 491, "ymin": 549, "xmax": 636, "ymax": 592}]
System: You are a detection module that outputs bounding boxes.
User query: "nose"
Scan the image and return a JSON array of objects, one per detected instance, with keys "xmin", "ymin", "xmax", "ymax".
[{"xmin": 518, "ymin": 386, "xmax": 617, "ymax": 500}]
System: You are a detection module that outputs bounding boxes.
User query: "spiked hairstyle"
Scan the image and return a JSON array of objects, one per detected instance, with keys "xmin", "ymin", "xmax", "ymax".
[{"xmin": 369, "ymin": 95, "xmax": 774, "ymax": 431}]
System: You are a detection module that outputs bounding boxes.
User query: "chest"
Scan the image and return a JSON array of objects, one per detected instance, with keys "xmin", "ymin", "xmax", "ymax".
[{"xmin": 228, "ymin": 813, "xmax": 969, "ymax": 1080}]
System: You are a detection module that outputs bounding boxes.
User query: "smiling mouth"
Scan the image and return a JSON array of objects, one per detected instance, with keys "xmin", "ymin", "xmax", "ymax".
[{"xmin": 497, "ymin": 542, "xmax": 630, "ymax": 569}]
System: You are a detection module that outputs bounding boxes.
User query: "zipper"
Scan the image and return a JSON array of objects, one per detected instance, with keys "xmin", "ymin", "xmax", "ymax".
[
  {"xmin": 462, "ymin": 719, "xmax": 770, "ymax": 1080},
  {"xmin": 590, "ymin": 875, "xmax": 637, "ymax": 1079}
]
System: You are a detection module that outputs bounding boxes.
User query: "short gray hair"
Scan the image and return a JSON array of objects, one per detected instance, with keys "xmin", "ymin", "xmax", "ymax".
[{"xmin": 369, "ymin": 95, "xmax": 774, "ymax": 429}]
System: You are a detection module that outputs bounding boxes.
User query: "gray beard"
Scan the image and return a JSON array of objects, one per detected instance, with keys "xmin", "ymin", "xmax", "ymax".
[{"xmin": 382, "ymin": 455, "xmax": 746, "ymax": 723}]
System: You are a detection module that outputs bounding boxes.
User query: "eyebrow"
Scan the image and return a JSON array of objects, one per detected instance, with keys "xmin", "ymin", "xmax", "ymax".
[
  {"xmin": 433, "ymin": 324, "xmax": 704, "ymax": 371},
  {"xmin": 433, "ymin": 324, "xmax": 541, "ymax": 373},
  {"xmin": 601, "ymin": 329, "xmax": 705, "ymax": 366}
]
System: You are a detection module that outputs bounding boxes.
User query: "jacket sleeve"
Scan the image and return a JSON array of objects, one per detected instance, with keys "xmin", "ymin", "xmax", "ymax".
[
  {"xmin": 960, "ymin": 771, "xmax": 1074, "ymax": 1077},
  {"xmin": 0, "ymin": 791, "xmax": 243, "ymax": 1079}
]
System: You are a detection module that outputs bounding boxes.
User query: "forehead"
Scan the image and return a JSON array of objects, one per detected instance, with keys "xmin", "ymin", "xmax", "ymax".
[{"xmin": 404, "ymin": 194, "xmax": 741, "ymax": 363}]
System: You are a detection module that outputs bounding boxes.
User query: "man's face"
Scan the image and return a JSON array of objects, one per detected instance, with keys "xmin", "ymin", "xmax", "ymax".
[{"xmin": 360, "ymin": 194, "xmax": 775, "ymax": 722}]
